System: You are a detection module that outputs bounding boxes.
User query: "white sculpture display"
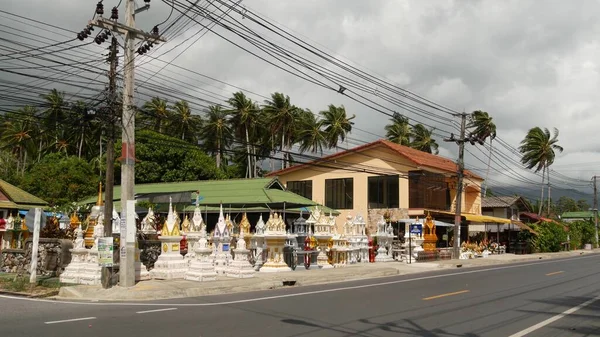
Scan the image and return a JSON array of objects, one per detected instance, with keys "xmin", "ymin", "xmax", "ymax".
[
  {"xmin": 260, "ymin": 212, "xmax": 291, "ymax": 272},
  {"xmin": 226, "ymin": 213, "xmax": 255, "ymax": 278},
  {"xmin": 60, "ymin": 225, "xmax": 89, "ymax": 284},
  {"xmin": 312, "ymin": 207, "xmax": 334, "ymax": 269},
  {"xmin": 185, "ymin": 225, "xmax": 217, "ymax": 282},
  {"xmin": 184, "ymin": 202, "xmax": 205, "ymax": 263},
  {"xmin": 111, "ymin": 207, "xmax": 120, "ymax": 235},
  {"xmin": 373, "ymin": 216, "xmax": 394, "ymax": 262},
  {"xmin": 402, "ymin": 221, "xmax": 424, "ymax": 262},
  {"xmin": 251, "ymin": 214, "xmax": 266, "ymax": 271},
  {"xmin": 343, "ymin": 214, "xmax": 358, "ymax": 264},
  {"xmin": 141, "ymin": 208, "xmax": 156, "ymax": 234},
  {"xmin": 79, "ymin": 222, "xmax": 103, "ymax": 285},
  {"xmin": 150, "ymin": 197, "xmax": 188, "ymax": 280},
  {"xmin": 212, "ymin": 204, "xmax": 232, "ymax": 275}
]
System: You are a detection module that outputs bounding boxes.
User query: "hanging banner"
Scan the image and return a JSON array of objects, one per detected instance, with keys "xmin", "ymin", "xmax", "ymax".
[{"xmin": 98, "ymin": 237, "xmax": 114, "ymax": 266}]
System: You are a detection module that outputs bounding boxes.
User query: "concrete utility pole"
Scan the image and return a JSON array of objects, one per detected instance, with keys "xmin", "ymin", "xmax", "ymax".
[
  {"xmin": 101, "ymin": 36, "xmax": 118, "ymax": 289},
  {"xmin": 453, "ymin": 114, "xmax": 467, "ymax": 258},
  {"xmin": 593, "ymin": 176, "xmax": 599, "ymax": 247},
  {"xmin": 89, "ymin": 0, "xmax": 165, "ymax": 287}
]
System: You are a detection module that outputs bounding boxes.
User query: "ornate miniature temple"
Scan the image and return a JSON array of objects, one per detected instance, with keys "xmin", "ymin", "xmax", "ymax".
[
  {"xmin": 150, "ymin": 198, "xmax": 188, "ymax": 280},
  {"xmin": 212, "ymin": 204, "xmax": 232, "ymax": 275},
  {"xmin": 226, "ymin": 212, "xmax": 255, "ymax": 278},
  {"xmin": 260, "ymin": 212, "xmax": 291, "ymax": 272},
  {"xmin": 422, "ymin": 213, "xmax": 438, "ymax": 252},
  {"xmin": 373, "ymin": 216, "xmax": 394, "ymax": 262},
  {"xmin": 59, "ymin": 225, "xmax": 89, "ymax": 284},
  {"xmin": 251, "ymin": 214, "xmax": 266, "ymax": 271},
  {"xmin": 311, "ymin": 207, "xmax": 334, "ymax": 269},
  {"xmin": 84, "ymin": 182, "xmax": 105, "ymax": 248}
]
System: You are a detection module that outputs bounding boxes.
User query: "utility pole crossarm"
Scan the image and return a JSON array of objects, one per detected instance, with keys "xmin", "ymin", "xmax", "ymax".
[{"xmin": 88, "ymin": 17, "xmax": 166, "ymax": 43}]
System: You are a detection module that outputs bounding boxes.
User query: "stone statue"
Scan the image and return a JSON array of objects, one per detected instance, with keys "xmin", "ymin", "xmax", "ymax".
[
  {"xmin": 181, "ymin": 215, "xmax": 191, "ymax": 233},
  {"xmin": 141, "ymin": 208, "xmax": 156, "ymax": 233},
  {"xmin": 74, "ymin": 225, "xmax": 85, "ymax": 249}
]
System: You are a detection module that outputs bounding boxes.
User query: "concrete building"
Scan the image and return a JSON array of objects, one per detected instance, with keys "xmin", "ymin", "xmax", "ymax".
[{"xmin": 267, "ymin": 139, "xmax": 484, "ymax": 235}]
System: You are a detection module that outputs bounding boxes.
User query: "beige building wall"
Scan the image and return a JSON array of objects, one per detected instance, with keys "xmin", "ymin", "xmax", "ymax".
[{"xmin": 274, "ymin": 146, "xmax": 482, "ymax": 231}]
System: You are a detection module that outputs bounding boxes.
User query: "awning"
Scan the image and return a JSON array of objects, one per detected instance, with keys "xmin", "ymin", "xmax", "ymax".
[{"xmin": 425, "ymin": 209, "xmax": 512, "ymax": 224}]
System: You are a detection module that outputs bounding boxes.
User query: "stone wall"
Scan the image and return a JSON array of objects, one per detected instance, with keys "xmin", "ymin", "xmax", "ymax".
[
  {"xmin": 367, "ymin": 208, "xmax": 409, "ymax": 234},
  {"xmin": 0, "ymin": 238, "xmax": 72, "ymax": 276}
]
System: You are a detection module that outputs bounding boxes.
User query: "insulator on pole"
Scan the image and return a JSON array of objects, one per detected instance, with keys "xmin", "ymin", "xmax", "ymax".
[
  {"xmin": 96, "ymin": 1, "xmax": 104, "ymax": 16},
  {"xmin": 111, "ymin": 7, "xmax": 118, "ymax": 20}
]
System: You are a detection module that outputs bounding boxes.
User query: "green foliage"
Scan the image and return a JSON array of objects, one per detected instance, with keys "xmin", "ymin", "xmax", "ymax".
[
  {"xmin": 567, "ymin": 220, "xmax": 596, "ymax": 249},
  {"xmin": 115, "ymin": 130, "xmax": 227, "ymax": 184},
  {"xmin": 18, "ymin": 153, "xmax": 98, "ymax": 207},
  {"xmin": 529, "ymin": 221, "xmax": 567, "ymax": 252}
]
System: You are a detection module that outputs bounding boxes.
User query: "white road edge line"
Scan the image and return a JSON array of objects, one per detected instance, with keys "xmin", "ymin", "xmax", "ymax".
[
  {"xmin": 44, "ymin": 317, "xmax": 96, "ymax": 325},
  {"xmin": 508, "ymin": 294, "xmax": 600, "ymax": 337},
  {"xmin": 1, "ymin": 254, "xmax": 597, "ymax": 307},
  {"xmin": 136, "ymin": 308, "xmax": 178, "ymax": 314}
]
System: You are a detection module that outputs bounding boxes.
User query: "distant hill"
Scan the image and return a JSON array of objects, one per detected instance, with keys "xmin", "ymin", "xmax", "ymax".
[{"xmin": 488, "ymin": 184, "xmax": 594, "ymax": 204}]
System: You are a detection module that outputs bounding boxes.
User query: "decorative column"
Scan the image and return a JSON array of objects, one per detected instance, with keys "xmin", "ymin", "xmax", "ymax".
[
  {"xmin": 226, "ymin": 213, "xmax": 255, "ymax": 278},
  {"xmin": 150, "ymin": 198, "xmax": 188, "ymax": 280},
  {"xmin": 260, "ymin": 212, "xmax": 291, "ymax": 272},
  {"xmin": 212, "ymin": 204, "xmax": 232, "ymax": 275},
  {"xmin": 251, "ymin": 215, "xmax": 266, "ymax": 271},
  {"xmin": 374, "ymin": 216, "xmax": 394, "ymax": 262},
  {"xmin": 60, "ymin": 225, "xmax": 89, "ymax": 284}
]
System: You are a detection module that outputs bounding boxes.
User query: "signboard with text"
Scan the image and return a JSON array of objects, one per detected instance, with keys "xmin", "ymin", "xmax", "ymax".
[{"xmin": 98, "ymin": 237, "xmax": 114, "ymax": 266}]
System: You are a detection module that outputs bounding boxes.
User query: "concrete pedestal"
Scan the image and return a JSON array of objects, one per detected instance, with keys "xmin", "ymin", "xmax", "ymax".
[
  {"xmin": 150, "ymin": 236, "xmax": 188, "ymax": 280},
  {"xmin": 226, "ymin": 247, "xmax": 255, "ymax": 278},
  {"xmin": 79, "ymin": 249, "xmax": 102, "ymax": 285},
  {"xmin": 59, "ymin": 248, "xmax": 89, "ymax": 284},
  {"xmin": 260, "ymin": 235, "xmax": 291, "ymax": 272},
  {"xmin": 185, "ymin": 246, "xmax": 217, "ymax": 282},
  {"xmin": 184, "ymin": 233, "xmax": 201, "ymax": 263}
]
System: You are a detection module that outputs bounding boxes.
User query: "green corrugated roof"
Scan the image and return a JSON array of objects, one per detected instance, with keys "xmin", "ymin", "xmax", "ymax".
[
  {"xmin": 561, "ymin": 211, "xmax": 594, "ymax": 219},
  {"xmin": 0, "ymin": 179, "xmax": 48, "ymax": 209},
  {"xmin": 78, "ymin": 178, "xmax": 337, "ymax": 213}
]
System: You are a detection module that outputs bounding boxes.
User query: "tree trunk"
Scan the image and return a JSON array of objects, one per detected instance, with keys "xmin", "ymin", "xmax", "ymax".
[
  {"xmin": 78, "ymin": 127, "xmax": 85, "ymax": 159},
  {"xmin": 547, "ymin": 166, "xmax": 551, "ymax": 217},
  {"xmin": 482, "ymin": 139, "xmax": 493, "ymax": 197},
  {"xmin": 245, "ymin": 126, "xmax": 251, "ymax": 178},
  {"xmin": 216, "ymin": 138, "xmax": 221, "ymax": 169},
  {"xmin": 538, "ymin": 167, "xmax": 545, "ymax": 216},
  {"xmin": 281, "ymin": 131, "xmax": 286, "ymax": 170}
]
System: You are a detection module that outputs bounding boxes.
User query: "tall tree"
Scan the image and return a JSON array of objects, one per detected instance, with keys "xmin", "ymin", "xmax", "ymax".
[
  {"xmin": 320, "ymin": 104, "xmax": 355, "ymax": 149},
  {"xmin": 171, "ymin": 100, "xmax": 202, "ymax": 142},
  {"xmin": 227, "ymin": 92, "xmax": 259, "ymax": 178},
  {"xmin": 262, "ymin": 92, "xmax": 299, "ymax": 169},
  {"xmin": 467, "ymin": 110, "xmax": 497, "ymax": 197},
  {"xmin": 410, "ymin": 124, "xmax": 439, "ymax": 154},
  {"xmin": 41, "ymin": 89, "xmax": 66, "ymax": 143},
  {"xmin": 384, "ymin": 113, "xmax": 412, "ymax": 146},
  {"xmin": 297, "ymin": 109, "xmax": 326, "ymax": 155},
  {"xmin": 142, "ymin": 97, "xmax": 171, "ymax": 133},
  {"xmin": 200, "ymin": 105, "xmax": 232, "ymax": 169},
  {"xmin": 519, "ymin": 127, "xmax": 563, "ymax": 216}
]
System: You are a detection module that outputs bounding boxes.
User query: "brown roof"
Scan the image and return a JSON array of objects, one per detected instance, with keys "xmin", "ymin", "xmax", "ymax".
[
  {"xmin": 266, "ymin": 139, "xmax": 482, "ymax": 179},
  {"xmin": 481, "ymin": 196, "xmax": 520, "ymax": 208}
]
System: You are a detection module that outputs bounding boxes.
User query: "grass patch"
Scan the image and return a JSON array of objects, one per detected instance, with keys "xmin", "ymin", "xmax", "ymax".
[{"xmin": 0, "ymin": 274, "xmax": 64, "ymax": 293}]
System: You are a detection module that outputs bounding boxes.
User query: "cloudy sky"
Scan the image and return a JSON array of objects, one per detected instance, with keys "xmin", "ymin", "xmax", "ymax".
[{"xmin": 3, "ymin": 0, "xmax": 599, "ymax": 199}]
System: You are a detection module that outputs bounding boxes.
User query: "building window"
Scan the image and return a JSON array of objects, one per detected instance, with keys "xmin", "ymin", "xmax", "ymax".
[
  {"xmin": 408, "ymin": 170, "xmax": 450, "ymax": 210},
  {"xmin": 287, "ymin": 180, "xmax": 313, "ymax": 200},
  {"xmin": 325, "ymin": 178, "xmax": 353, "ymax": 209},
  {"xmin": 368, "ymin": 175, "xmax": 399, "ymax": 209}
]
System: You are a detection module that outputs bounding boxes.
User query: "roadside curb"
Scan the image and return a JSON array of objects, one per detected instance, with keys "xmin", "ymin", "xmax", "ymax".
[{"xmin": 0, "ymin": 289, "xmax": 59, "ymax": 298}]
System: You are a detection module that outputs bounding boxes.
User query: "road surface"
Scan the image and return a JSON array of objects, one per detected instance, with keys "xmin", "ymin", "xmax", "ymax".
[{"xmin": 1, "ymin": 254, "xmax": 599, "ymax": 337}]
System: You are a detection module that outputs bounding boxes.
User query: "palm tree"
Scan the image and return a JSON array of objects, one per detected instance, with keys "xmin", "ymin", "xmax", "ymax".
[
  {"xmin": 41, "ymin": 89, "xmax": 66, "ymax": 143},
  {"xmin": 171, "ymin": 100, "xmax": 202, "ymax": 142},
  {"xmin": 385, "ymin": 113, "xmax": 411, "ymax": 146},
  {"xmin": 262, "ymin": 92, "xmax": 299, "ymax": 169},
  {"xmin": 142, "ymin": 97, "xmax": 171, "ymax": 133},
  {"xmin": 1, "ymin": 118, "xmax": 33, "ymax": 174},
  {"xmin": 467, "ymin": 110, "xmax": 497, "ymax": 197},
  {"xmin": 410, "ymin": 124, "xmax": 439, "ymax": 154},
  {"xmin": 320, "ymin": 104, "xmax": 355, "ymax": 149},
  {"xmin": 297, "ymin": 109, "xmax": 326, "ymax": 155},
  {"xmin": 519, "ymin": 127, "xmax": 563, "ymax": 216},
  {"xmin": 227, "ymin": 92, "xmax": 258, "ymax": 178},
  {"xmin": 200, "ymin": 105, "xmax": 232, "ymax": 169}
]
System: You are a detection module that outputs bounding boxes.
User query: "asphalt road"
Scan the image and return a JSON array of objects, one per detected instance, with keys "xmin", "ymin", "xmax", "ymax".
[{"xmin": 2, "ymin": 254, "xmax": 600, "ymax": 337}]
